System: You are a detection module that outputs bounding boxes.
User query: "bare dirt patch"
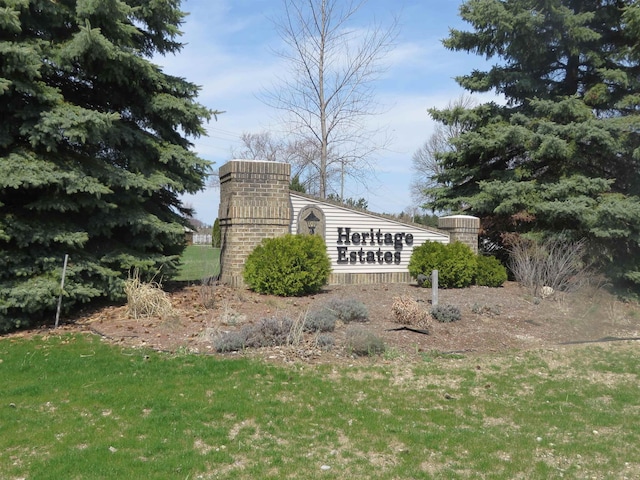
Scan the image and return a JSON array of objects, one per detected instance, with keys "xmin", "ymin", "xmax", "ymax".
[{"xmin": 23, "ymin": 281, "xmax": 640, "ymax": 364}]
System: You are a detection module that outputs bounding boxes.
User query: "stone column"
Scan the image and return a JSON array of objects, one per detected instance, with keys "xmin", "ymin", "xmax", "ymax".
[
  {"xmin": 438, "ymin": 215, "xmax": 480, "ymax": 254},
  {"xmin": 218, "ymin": 160, "xmax": 291, "ymax": 287}
]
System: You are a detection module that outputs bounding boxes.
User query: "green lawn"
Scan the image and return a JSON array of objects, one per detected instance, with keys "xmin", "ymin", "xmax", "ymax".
[
  {"xmin": 176, "ymin": 245, "xmax": 220, "ymax": 282},
  {"xmin": 1, "ymin": 334, "xmax": 638, "ymax": 479}
]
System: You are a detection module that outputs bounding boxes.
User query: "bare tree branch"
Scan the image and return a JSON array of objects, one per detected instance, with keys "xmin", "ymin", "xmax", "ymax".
[
  {"xmin": 232, "ymin": 132, "xmax": 284, "ymax": 162},
  {"xmin": 410, "ymin": 95, "xmax": 477, "ymax": 208},
  {"xmin": 262, "ymin": 0, "xmax": 398, "ymax": 198}
]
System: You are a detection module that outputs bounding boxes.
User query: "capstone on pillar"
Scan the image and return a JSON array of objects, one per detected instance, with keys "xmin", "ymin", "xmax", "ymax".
[{"xmin": 438, "ymin": 215, "xmax": 480, "ymax": 254}]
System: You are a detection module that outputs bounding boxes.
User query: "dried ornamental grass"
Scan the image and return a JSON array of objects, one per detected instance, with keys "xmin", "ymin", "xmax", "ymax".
[
  {"xmin": 124, "ymin": 271, "xmax": 175, "ymax": 319},
  {"xmin": 391, "ymin": 295, "xmax": 431, "ymax": 329},
  {"xmin": 287, "ymin": 313, "xmax": 306, "ymax": 346}
]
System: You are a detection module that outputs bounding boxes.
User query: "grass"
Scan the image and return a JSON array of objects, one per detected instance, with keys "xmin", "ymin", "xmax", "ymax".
[
  {"xmin": 1, "ymin": 334, "xmax": 639, "ymax": 479},
  {"xmin": 175, "ymin": 245, "xmax": 220, "ymax": 282}
]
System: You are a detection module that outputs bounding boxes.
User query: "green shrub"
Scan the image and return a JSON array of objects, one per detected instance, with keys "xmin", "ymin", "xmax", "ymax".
[
  {"xmin": 431, "ymin": 304, "xmax": 462, "ymax": 323},
  {"xmin": 243, "ymin": 234, "xmax": 331, "ymax": 296},
  {"xmin": 408, "ymin": 240, "xmax": 445, "ymax": 286},
  {"xmin": 303, "ymin": 309, "xmax": 337, "ymax": 333},
  {"xmin": 408, "ymin": 241, "xmax": 477, "ymax": 288},
  {"xmin": 345, "ymin": 326, "xmax": 385, "ymax": 356},
  {"xmin": 475, "ymin": 255, "xmax": 508, "ymax": 287},
  {"xmin": 326, "ymin": 298, "xmax": 369, "ymax": 323}
]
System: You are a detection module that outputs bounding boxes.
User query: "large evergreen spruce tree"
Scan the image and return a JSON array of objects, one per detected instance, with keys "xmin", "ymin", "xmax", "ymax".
[
  {"xmin": 0, "ymin": 0, "xmax": 216, "ymax": 330},
  {"xmin": 427, "ymin": 0, "xmax": 640, "ymax": 292}
]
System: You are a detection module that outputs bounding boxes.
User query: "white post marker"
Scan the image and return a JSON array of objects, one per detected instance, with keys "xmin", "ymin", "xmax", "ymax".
[
  {"xmin": 55, "ymin": 254, "xmax": 69, "ymax": 329},
  {"xmin": 432, "ymin": 269, "xmax": 438, "ymax": 307}
]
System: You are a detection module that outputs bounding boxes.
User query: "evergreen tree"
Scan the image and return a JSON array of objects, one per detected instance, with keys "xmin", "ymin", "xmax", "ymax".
[
  {"xmin": 426, "ymin": 0, "xmax": 640, "ymax": 292},
  {"xmin": 289, "ymin": 174, "xmax": 306, "ymax": 193},
  {"xmin": 0, "ymin": 0, "xmax": 218, "ymax": 330},
  {"xmin": 326, "ymin": 194, "xmax": 369, "ymax": 210},
  {"xmin": 211, "ymin": 218, "xmax": 221, "ymax": 248}
]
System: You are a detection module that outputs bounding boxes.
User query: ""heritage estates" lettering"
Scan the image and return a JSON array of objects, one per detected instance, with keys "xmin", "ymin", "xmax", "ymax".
[{"xmin": 336, "ymin": 227, "xmax": 414, "ymax": 264}]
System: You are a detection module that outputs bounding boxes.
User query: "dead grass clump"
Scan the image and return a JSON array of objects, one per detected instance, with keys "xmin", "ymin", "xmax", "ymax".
[
  {"xmin": 287, "ymin": 313, "xmax": 306, "ymax": 346},
  {"xmin": 345, "ymin": 326, "xmax": 385, "ymax": 356},
  {"xmin": 392, "ymin": 295, "xmax": 431, "ymax": 329},
  {"xmin": 199, "ymin": 276, "xmax": 218, "ymax": 309},
  {"xmin": 124, "ymin": 271, "xmax": 175, "ymax": 319}
]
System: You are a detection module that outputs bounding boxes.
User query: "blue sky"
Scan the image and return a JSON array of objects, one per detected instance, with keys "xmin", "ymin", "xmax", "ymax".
[{"xmin": 155, "ymin": 0, "xmax": 494, "ymax": 223}]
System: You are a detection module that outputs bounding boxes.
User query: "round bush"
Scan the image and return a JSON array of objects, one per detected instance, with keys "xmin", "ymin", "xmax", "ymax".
[
  {"xmin": 430, "ymin": 304, "xmax": 461, "ymax": 323},
  {"xmin": 475, "ymin": 255, "xmax": 508, "ymax": 287},
  {"xmin": 303, "ymin": 309, "xmax": 337, "ymax": 332},
  {"xmin": 214, "ymin": 329, "xmax": 249, "ymax": 353},
  {"xmin": 408, "ymin": 241, "xmax": 477, "ymax": 288},
  {"xmin": 245, "ymin": 317, "xmax": 293, "ymax": 348},
  {"xmin": 315, "ymin": 333, "xmax": 335, "ymax": 351},
  {"xmin": 243, "ymin": 234, "xmax": 331, "ymax": 296},
  {"xmin": 325, "ymin": 298, "xmax": 369, "ymax": 323}
]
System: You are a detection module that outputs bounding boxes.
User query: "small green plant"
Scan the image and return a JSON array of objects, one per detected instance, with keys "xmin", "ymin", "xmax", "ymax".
[
  {"xmin": 326, "ymin": 297, "xmax": 369, "ymax": 323},
  {"xmin": 408, "ymin": 241, "xmax": 477, "ymax": 288},
  {"xmin": 303, "ymin": 309, "xmax": 337, "ymax": 332},
  {"xmin": 421, "ymin": 349, "xmax": 466, "ymax": 361},
  {"xmin": 475, "ymin": 254, "xmax": 508, "ymax": 287},
  {"xmin": 431, "ymin": 304, "xmax": 462, "ymax": 323},
  {"xmin": 243, "ymin": 234, "xmax": 331, "ymax": 296},
  {"xmin": 383, "ymin": 347, "xmax": 404, "ymax": 360},
  {"xmin": 345, "ymin": 325, "xmax": 385, "ymax": 356},
  {"xmin": 471, "ymin": 303, "xmax": 501, "ymax": 316}
]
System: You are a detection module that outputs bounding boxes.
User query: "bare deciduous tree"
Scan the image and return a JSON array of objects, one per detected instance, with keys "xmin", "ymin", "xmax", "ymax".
[
  {"xmin": 410, "ymin": 95, "xmax": 476, "ymax": 208},
  {"xmin": 263, "ymin": 0, "xmax": 397, "ymax": 198},
  {"xmin": 508, "ymin": 236, "xmax": 592, "ymax": 297},
  {"xmin": 230, "ymin": 131, "xmax": 329, "ymax": 195},
  {"xmin": 232, "ymin": 132, "xmax": 284, "ymax": 162}
]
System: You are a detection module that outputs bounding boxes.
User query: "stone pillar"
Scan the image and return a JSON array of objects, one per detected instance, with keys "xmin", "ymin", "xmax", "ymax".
[
  {"xmin": 218, "ymin": 160, "xmax": 291, "ymax": 287},
  {"xmin": 438, "ymin": 215, "xmax": 480, "ymax": 254}
]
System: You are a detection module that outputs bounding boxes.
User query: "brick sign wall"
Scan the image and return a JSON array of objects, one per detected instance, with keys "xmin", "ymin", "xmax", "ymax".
[{"xmin": 217, "ymin": 160, "xmax": 479, "ymax": 287}]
